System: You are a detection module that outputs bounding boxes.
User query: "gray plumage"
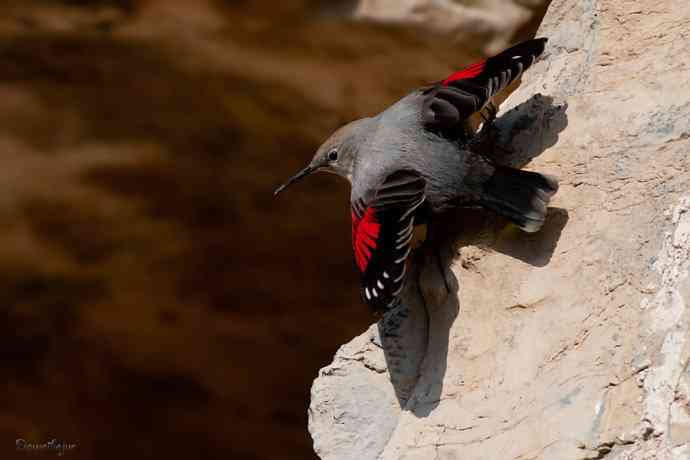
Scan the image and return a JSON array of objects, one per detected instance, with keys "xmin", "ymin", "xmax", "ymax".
[
  {"xmin": 275, "ymin": 38, "xmax": 558, "ymax": 311},
  {"xmin": 349, "ymin": 92, "xmax": 495, "ymax": 215}
]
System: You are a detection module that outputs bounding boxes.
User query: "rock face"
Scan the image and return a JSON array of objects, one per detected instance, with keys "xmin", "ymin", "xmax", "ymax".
[
  {"xmin": 352, "ymin": 0, "xmax": 546, "ymax": 55},
  {"xmin": 309, "ymin": 0, "xmax": 690, "ymax": 458}
]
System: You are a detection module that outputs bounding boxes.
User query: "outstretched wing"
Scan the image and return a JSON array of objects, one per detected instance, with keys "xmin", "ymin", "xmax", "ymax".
[
  {"xmin": 351, "ymin": 171, "xmax": 426, "ymax": 311},
  {"xmin": 424, "ymin": 38, "xmax": 547, "ymax": 129}
]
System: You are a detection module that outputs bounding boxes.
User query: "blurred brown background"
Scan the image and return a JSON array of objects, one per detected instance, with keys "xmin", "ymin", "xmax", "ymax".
[{"xmin": 0, "ymin": 1, "xmax": 547, "ymax": 459}]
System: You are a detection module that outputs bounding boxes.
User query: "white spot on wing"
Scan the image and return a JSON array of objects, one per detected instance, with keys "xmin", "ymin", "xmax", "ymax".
[
  {"xmin": 365, "ymin": 288, "xmax": 371, "ymax": 300},
  {"xmin": 377, "ymin": 280, "xmax": 384, "ymax": 289},
  {"xmin": 383, "ymin": 271, "xmax": 390, "ymax": 279},
  {"xmin": 372, "ymin": 288, "xmax": 378, "ymax": 298}
]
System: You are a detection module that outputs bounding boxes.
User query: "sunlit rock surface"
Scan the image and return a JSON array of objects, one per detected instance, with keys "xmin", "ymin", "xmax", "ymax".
[{"xmin": 309, "ymin": 0, "xmax": 690, "ymax": 458}]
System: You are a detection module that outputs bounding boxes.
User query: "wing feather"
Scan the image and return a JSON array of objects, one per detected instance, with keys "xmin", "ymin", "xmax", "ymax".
[
  {"xmin": 424, "ymin": 38, "xmax": 547, "ymax": 131},
  {"xmin": 351, "ymin": 171, "xmax": 426, "ymax": 311}
]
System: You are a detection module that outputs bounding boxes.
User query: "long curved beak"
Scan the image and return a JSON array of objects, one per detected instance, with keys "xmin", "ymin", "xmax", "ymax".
[{"xmin": 274, "ymin": 165, "xmax": 315, "ymax": 197}]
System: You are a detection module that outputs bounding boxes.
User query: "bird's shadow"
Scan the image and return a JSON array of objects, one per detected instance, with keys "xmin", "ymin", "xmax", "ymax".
[
  {"xmin": 481, "ymin": 93, "xmax": 569, "ymax": 169},
  {"xmin": 378, "ymin": 93, "xmax": 569, "ymax": 415}
]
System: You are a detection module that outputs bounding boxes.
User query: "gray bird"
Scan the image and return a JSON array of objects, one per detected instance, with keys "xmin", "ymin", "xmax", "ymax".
[{"xmin": 275, "ymin": 38, "xmax": 558, "ymax": 311}]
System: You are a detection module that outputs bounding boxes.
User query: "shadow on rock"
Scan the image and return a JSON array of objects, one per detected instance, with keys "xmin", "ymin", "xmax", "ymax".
[
  {"xmin": 445, "ymin": 206, "xmax": 569, "ymax": 268},
  {"xmin": 478, "ymin": 93, "xmax": 569, "ymax": 169},
  {"xmin": 376, "ymin": 93, "xmax": 569, "ymax": 416},
  {"xmin": 377, "ymin": 239, "xmax": 460, "ymax": 412},
  {"xmin": 491, "ymin": 207, "xmax": 569, "ymax": 267}
]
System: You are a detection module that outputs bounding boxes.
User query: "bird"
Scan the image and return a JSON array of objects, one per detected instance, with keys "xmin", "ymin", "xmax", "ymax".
[{"xmin": 274, "ymin": 38, "xmax": 558, "ymax": 312}]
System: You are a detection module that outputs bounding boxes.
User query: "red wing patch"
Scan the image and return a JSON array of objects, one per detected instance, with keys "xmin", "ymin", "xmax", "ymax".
[
  {"xmin": 351, "ymin": 207, "xmax": 380, "ymax": 272},
  {"xmin": 350, "ymin": 171, "xmax": 426, "ymax": 312},
  {"xmin": 442, "ymin": 60, "xmax": 486, "ymax": 86}
]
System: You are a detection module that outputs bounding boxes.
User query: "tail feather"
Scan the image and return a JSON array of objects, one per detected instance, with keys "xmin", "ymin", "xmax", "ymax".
[{"xmin": 480, "ymin": 166, "xmax": 558, "ymax": 232}]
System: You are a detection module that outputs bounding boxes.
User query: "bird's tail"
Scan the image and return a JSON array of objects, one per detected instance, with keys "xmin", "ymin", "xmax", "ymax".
[{"xmin": 480, "ymin": 166, "xmax": 558, "ymax": 232}]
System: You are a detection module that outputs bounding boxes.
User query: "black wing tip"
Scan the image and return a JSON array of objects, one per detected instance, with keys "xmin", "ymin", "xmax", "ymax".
[
  {"xmin": 523, "ymin": 37, "xmax": 548, "ymax": 46},
  {"xmin": 533, "ymin": 37, "xmax": 548, "ymax": 54},
  {"xmin": 496, "ymin": 37, "xmax": 548, "ymax": 59}
]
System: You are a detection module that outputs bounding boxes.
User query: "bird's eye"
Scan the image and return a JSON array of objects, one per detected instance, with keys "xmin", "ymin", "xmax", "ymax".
[{"xmin": 328, "ymin": 149, "xmax": 338, "ymax": 161}]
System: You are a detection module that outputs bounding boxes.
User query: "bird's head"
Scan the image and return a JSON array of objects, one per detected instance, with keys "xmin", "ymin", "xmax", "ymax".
[{"xmin": 274, "ymin": 118, "xmax": 370, "ymax": 196}]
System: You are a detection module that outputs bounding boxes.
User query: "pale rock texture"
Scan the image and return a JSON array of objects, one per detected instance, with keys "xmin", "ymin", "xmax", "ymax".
[
  {"xmin": 354, "ymin": 0, "xmax": 541, "ymax": 54},
  {"xmin": 309, "ymin": 0, "xmax": 690, "ymax": 458}
]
